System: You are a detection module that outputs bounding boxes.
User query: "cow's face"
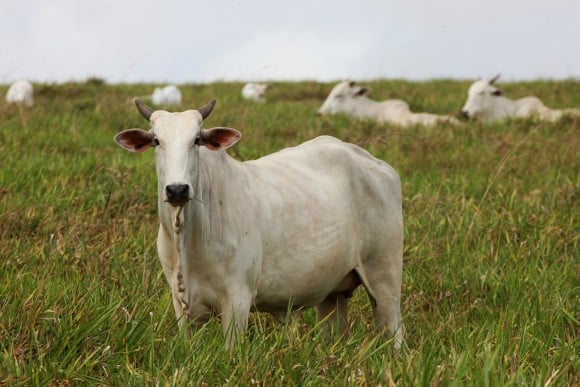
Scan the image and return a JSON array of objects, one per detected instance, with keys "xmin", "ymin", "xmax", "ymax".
[
  {"xmin": 317, "ymin": 81, "xmax": 371, "ymax": 115},
  {"xmin": 115, "ymin": 99, "xmax": 241, "ymax": 207},
  {"xmin": 243, "ymin": 83, "xmax": 268, "ymax": 101},
  {"xmin": 150, "ymin": 110, "xmax": 204, "ymax": 205},
  {"xmin": 254, "ymin": 83, "xmax": 268, "ymax": 98},
  {"xmin": 461, "ymin": 76, "xmax": 503, "ymax": 119}
]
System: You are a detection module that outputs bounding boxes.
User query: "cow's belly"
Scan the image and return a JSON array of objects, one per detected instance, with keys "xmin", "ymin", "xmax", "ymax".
[
  {"xmin": 253, "ymin": 268, "xmax": 358, "ymax": 312},
  {"xmin": 253, "ymin": 213, "xmax": 361, "ymax": 311},
  {"xmin": 254, "ymin": 262, "xmax": 359, "ymax": 311}
]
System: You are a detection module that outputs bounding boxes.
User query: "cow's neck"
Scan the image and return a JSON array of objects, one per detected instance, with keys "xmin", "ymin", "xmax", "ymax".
[
  {"xmin": 490, "ymin": 96, "xmax": 517, "ymax": 120},
  {"xmin": 350, "ymin": 96, "xmax": 381, "ymax": 118}
]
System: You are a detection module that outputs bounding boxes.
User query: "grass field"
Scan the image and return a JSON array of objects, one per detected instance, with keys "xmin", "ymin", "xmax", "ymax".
[{"xmin": 0, "ymin": 79, "xmax": 578, "ymax": 385}]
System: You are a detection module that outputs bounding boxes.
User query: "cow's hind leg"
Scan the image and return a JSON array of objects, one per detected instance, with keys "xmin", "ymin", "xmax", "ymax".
[
  {"xmin": 355, "ymin": 261, "xmax": 404, "ymax": 350},
  {"xmin": 316, "ymin": 293, "xmax": 349, "ymax": 338}
]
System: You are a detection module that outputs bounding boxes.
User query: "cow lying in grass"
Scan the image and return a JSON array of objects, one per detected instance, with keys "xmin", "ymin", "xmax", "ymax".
[
  {"xmin": 461, "ymin": 75, "xmax": 580, "ymax": 122},
  {"xmin": 318, "ymin": 81, "xmax": 458, "ymax": 127},
  {"xmin": 151, "ymin": 85, "xmax": 182, "ymax": 106},
  {"xmin": 242, "ymin": 83, "xmax": 269, "ymax": 102},
  {"xmin": 6, "ymin": 80, "xmax": 33, "ymax": 106}
]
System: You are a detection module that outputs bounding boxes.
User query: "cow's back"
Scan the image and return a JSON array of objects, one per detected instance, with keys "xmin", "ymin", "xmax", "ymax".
[
  {"xmin": 380, "ymin": 99, "xmax": 409, "ymax": 112},
  {"xmin": 514, "ymin": 96, "xmax": 547, "ymax": 118},
  {"xmin": 249, "ymin": 136, "xmax": 400, "ymax": 202}
]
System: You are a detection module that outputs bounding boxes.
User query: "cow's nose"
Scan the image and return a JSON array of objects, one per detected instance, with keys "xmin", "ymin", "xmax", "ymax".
[
  {"xmin": 460, "ymin": 110, "xmax": 469, "ymax": 119},
  {"xmin": 165, "ymin": 183, "xmax": 190, "ymax": 205}
]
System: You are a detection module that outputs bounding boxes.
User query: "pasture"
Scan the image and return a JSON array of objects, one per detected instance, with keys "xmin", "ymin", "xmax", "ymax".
[{"xmin": 0, "ymin": 79, "xmax": 577, "ymax": 385}]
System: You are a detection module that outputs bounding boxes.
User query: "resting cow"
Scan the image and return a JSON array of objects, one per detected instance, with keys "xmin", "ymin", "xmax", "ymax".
[
  {"xmin": 242, "ymin": 83, "xmax": 269, "ymax": 102},
  {"xmin": 318, "ymin": 81, "xmax": 458, "ymax": 127},
  {"xmin": 152, "ymin": 85, "xmax": 182, "ymax": 106},
  {"xmin": 461, "ymin": 75, "xmax": 580, "ymax": 122},
  {"xmin": 114, "ymin": 99, "xmax": 405, "ymax": 349},
  {"xmin": 6, "ymin": 80, "xmax": 33, "ymax": 106}
]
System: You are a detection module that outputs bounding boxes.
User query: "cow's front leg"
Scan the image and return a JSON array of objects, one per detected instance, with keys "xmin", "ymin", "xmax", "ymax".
[{"xmin": 220, "ymin": 289, "xmax": 253, "ymax": 349}]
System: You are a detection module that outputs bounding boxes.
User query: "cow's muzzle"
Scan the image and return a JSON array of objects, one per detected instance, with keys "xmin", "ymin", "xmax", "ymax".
[
  {"xmin": 165, "ymin": 183, "xmax": 190, "ymax": 206},
  {"xmin": 460, "ymin": 110, "xmax": 470, "ymax": 119}
]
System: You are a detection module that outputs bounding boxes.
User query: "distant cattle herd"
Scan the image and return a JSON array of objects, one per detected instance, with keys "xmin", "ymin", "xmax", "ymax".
[{"xmin": 5, "ymin": 76, "xmax": 580, "ymax": 124}]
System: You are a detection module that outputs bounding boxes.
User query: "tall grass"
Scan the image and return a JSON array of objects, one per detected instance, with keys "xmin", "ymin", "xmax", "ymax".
[{"xmin": 0, "ymin": 79, "xmax": 577, "ymax": 385}]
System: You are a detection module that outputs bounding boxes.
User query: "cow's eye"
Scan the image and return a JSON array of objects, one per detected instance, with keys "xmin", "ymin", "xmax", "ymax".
[
  {"xmin": 194, "ymin": 135, "xmax": 202, "ymax": 146},
  {"xmin": 153, "ymin": 137, "xmax": 160, "ymax": 146}
]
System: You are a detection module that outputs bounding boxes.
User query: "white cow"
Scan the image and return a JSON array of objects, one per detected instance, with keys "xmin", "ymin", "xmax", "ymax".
[
  {"xmin": 242, "ymin": 83, "xmax": 269, "ymax": 102},
  {"xmin": 152, "ymin": 85, "xmax": 182, "ymax": 106},
  {"xmin": 461, "ymin": 75, "xmax": 580, "ymax": 122},
  {"xmin": 318, "ymin": 81, "xmax": 458, "ymax": 127},
  {"xmin": 6, "ymin": 80, "xmax": 33, "ymax": 106},
  {"xmin": 114, "ymin": 99, "xmax": 405, "ymax": 349}
]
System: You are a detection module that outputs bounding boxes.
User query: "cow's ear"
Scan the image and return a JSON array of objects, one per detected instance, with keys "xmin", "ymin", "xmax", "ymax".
[
  {"xmin": 200, "ymin": 127, "xmax": 242, "ymax": 151},
  {"xmin": 356, "ymin": 87, "xmax": 371, "ymax": 96},
  {"xmin": 115, "ymin": 129, "xmax": 154, "ymax": 152},
  {"xmin": 491, "ymin": 89, "xmax": 503, "ymax": 97}
]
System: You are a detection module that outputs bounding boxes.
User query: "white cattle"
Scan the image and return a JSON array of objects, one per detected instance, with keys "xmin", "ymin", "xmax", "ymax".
[
  {"xmin": 152, "ymin": 85, "xmax": 182, "ymax": 106},
  {"xmin": 461, "ymin": 75, "xmax": 580, "ymax": 122},
  {"xmin": 242, "ymin": 83, "xmax": 269, "ymax": 102},
  {"xmin": 318, "ymin": 81, "xmax": 458, "ymax": 127},
  {"xmin": 6, "ymin": 80, "xmax": 33, "ymax": 106},
  {"xmin": 114, "ymin": 99, "xmax": 405, "ymax": 349}
]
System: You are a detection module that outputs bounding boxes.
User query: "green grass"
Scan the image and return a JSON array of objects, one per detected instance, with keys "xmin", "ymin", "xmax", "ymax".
[{"xmin": 0, "ymin": 79, "xmax": 578, "ymax": 385}]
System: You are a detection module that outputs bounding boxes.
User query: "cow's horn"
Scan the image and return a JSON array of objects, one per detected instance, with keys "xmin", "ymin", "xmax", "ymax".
[
  {"xmin": 134, "ymin": 98, "xmax": 154, "ymax": 121},
  {"xmin": 490, "ymin": 74, "xmax": 501, "ymax": 84},
  {"xmin": 198, "ymin": 100, "xmax": 216, "ymax": 120}
]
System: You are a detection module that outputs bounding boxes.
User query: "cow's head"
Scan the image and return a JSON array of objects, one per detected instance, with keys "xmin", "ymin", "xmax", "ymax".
[
  {"xmin": 253, "ymin": 83, "xmax": 269, "ymax": 98},
  {"xmin": 317, "ymin": 81, "xmax": 371, "ymax": 115},
  {"xmin": 243, "ymin": 83, "xmax": 269, "ymax": 101},
  {"xmin": 461, "ymin": 74, "xmax": 503, "ymax": 119},
  {"xmin": 114, "ymin": 99, "xmax": 241, "ymax": 207}
]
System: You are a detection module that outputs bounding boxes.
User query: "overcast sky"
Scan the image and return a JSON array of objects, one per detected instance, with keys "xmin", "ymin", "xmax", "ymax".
[{"xmin": 1, "ymin": 0, "xmax": 579, "ymax": 84}]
